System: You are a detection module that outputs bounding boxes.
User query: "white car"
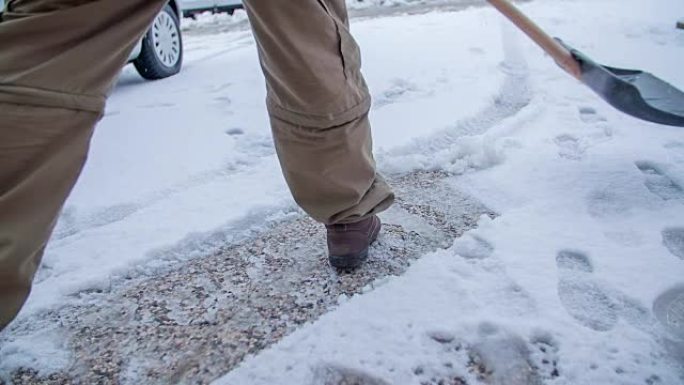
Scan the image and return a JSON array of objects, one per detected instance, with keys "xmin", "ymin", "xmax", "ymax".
[
  {"xmin": 181, "ymin": 0, "xmax": 243, "ymax": 17},
  {"xmin": 0, "ymin": 0, "xmax": 243, "ymax": 80}
]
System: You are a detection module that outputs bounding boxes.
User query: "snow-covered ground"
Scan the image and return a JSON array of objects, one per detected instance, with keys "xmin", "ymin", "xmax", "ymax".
[
  {"xmin": 215, "ymin": 1, "xmax": 684, "ymax": 383},
  {"xmin": 2, "ymin": 0, "xmax": 684, "ymax": 384}
]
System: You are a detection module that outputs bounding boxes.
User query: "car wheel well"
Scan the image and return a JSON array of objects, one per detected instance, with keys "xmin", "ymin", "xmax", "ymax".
[{"xmin": 166, "ymin": 0, "xmax": 181, "ymax": 17}]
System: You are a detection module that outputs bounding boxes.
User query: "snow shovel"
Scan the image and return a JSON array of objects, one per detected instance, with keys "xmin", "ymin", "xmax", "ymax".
[{"xmin": 487, "ymin": 0, "xmax": 684, "ymax": 127}]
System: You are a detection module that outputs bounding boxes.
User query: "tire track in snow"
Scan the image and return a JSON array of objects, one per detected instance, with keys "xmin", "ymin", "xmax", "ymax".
[
  {"xmin": 52, "ymin": 133, "xmax": 276, "ymax": 242},
  {"xmin": 378, "ymin": 22, "xmax": 534, "ymax": 175}
]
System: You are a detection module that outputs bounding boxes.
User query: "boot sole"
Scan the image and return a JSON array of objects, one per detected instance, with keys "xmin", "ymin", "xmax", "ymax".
[
  {"xmin": 329, "ymin": 248, "xmax": 369, "ymax": 269},
  {"xmin": 328, "ymin": 218, "xmax": 381, "ymax": 269}
]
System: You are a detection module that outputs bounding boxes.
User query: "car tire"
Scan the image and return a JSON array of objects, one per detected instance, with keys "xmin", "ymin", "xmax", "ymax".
[{"xmin": 134, "ymin": 4, "xmax": 183, "ymax": 80}]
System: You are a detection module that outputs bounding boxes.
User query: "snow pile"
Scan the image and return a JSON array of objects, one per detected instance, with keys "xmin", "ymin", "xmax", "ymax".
[{"xmin": 181, "ymin": 8, "xmax": 249, "ymax": 31}]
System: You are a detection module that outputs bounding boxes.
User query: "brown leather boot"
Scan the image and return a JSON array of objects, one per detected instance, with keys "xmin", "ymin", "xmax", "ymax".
[{"xmin": 325, "ymin": 215, "xmax": 381, "ymax": 269}]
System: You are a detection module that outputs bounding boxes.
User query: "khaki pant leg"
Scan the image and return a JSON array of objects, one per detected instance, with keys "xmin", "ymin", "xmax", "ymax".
[
  {"xmin": 0, "ymin": 0, "xmax": 166, "ymax": 331},
  {"xmin": 0, "ymin": 0, "xmax": 167, "ymax": 111},
  {"xmin": 0, "ymin": 104, "xmax": 99, "ymax": 331},
  {"xmin": 243, "ymin": 0, "xmax": 394, "ymax": 225}
]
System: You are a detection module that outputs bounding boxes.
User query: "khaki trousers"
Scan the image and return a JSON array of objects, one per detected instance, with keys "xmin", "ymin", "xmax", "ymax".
[
  {"xmin": 243, "ymin": 0, "xmax": 394, "ymax": 224},
  {"xmin": 0, "ymin": 0, "xmax": 169, "ymax": 331},
  {"xmin": 0, "ymin": 0, "xmax": 393, "ymax": 331}
]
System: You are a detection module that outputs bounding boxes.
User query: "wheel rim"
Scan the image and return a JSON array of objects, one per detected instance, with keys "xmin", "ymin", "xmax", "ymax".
[{"xmin": 151, "ymin": 11, "xmax": 180, "ymax": 68}]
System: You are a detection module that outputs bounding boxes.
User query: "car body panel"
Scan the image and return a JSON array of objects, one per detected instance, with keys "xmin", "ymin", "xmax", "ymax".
[
  {"xmin": 129, "ymin": 41, "xmax": 144, "ymax": 62},
  {"xmin": 181, "ymin": 0, "xmax": 242, "ymax": 17},
  {"xmin": 184, "ymin": 0, "xmax": 215, "ymax": 9},
  {"xmin": 0, "ymin": 0, "xmax": 242, "ymax": 19},
  {"xmin": 184, "ymin": 0, "xmax": 242, "ymax": 9}
]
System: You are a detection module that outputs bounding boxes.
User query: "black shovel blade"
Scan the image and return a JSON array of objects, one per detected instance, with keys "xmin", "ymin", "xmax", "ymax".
[{"xmin": 561, "ymin": 41, "xmax": 684, "ymax": 127}]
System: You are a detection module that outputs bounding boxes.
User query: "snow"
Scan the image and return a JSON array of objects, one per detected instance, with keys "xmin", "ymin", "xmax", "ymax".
[
  {"xmin": 348, "ymin": 0, "xmax": 435, "ymax": 9},
  {"xmin": 214, "ymin": 0, "xmax": 684, "ymax": 384},
  {"xmin": 180, "ymin": 8, "xmax": 249, "ymax": 31},
  {"xmin": 2, "ymin": 0, "xmax": 684, "ymax": 383}
]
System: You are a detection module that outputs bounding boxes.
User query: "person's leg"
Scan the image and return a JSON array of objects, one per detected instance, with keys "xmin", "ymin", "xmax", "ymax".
[
  {"xmin": 0, "ymin": 0, "xmax": 167, "ymax": 331},
  {"xmin": 242, "ymin": 0, "xmax": 394, "ymax": 227},
  {"xmin": 243, "ymin": 0, "xmax": 394, "ymax": 268},
  {"xmin": 0, "ymin": 105, "xmax": 100, "ymax": 330}
]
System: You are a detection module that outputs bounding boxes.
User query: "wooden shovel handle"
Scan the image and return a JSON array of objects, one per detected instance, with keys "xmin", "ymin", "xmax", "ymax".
[{"xmin": 487, "ymin": 0, "xmax": 582, "ymax": 80}]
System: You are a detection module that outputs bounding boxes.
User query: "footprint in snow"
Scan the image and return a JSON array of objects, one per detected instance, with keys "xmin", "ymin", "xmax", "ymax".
[
  {"xmin": 417, "ymin": 326, "xmax": 559, "ymax": 385},
  {"xmin": 556, "ymin": 250, "xmax": 653, "ymax": 333},
  {"xmin": 52, "ymin": 202, "xmax": 140, "ymax": 240},
  {"xmin": 468, "ymin": 326, "xmax": 543, "ymax": 385},
  {"xmin": 214, "ymin": 95, "xmax": 232, "ymax": 105},
  {"xmin": 578, "ymin": 106, "xmax": 607, "ymax": 124},
  {"xmin": 311, "ymin": 364, "xmax": 390, "ymax": 385},
  {"xmin": 662, "ymin": 228, "xmax": 684, "ymax": 260},
  {"xmin": 452, "ymin": 233, "xmax": 536, "ymax": 316},
  {"xmin": 208, "ymin": 83, "xmax": 233, "ymax": 105},
  {"xmin": 556, "ymin": 250, "xmax": 619, "ymax": 331},
  {"xmin": 224, "ymin": 127, "xmax": 244, "ymax": 136},
  {"xmin": 412, "ymin": 331, "xmax": 469, "ymax": 385},
  {"xmin": 452, "ymin": 234, "xmax": 494, "ymax": 260},
  {"xmin": 554, "ymin": 134, "xmax": 584, "ymax": 161},
  {"xmin": 528, "ymin": 331, "xmax": 561, "ymax": 381},
  {"xmin": 635, "ymin": 161, "xmax": 684, "ymax": 201},
  {"xmin": 373, "ymin": 78, "xmax": 420, "ymax": 109},
  {"xmin": 653, "ymin": 285, "xmax": 684, "ymax": 340},
  {"xmin": 209, "ymin": 82, "xmax": 232, "ymax": 93},
  {"xmin": 555, "ymin": 106, "xmax": 609, "ymax": 160}
]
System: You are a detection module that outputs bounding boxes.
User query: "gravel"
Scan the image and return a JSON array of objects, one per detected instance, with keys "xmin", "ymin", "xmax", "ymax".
[{"xmin": 1, "ymin": 170, "xmax": 494, "ymax": 385}]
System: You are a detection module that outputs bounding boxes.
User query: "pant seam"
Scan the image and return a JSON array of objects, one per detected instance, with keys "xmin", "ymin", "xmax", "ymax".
[
  {"xmin": 0, "ymin": 83, "xmax": 106, "ymax": 113},
  {"xmin": 267, "ymin": 94, "xmax": 371, "ymax": 129}
]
